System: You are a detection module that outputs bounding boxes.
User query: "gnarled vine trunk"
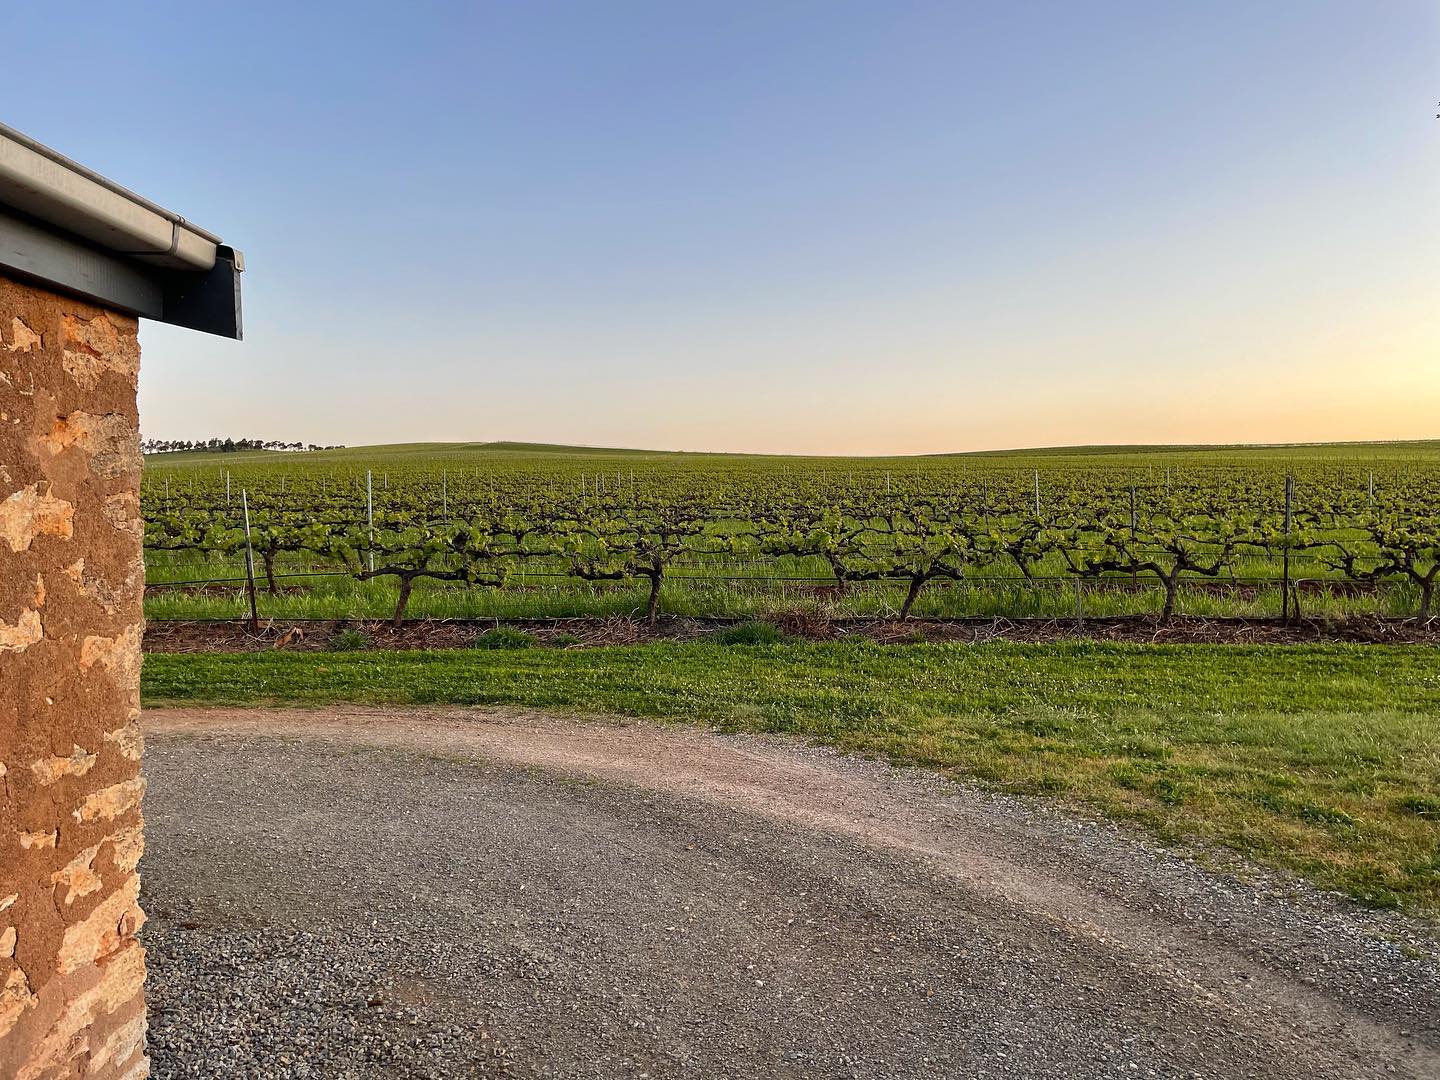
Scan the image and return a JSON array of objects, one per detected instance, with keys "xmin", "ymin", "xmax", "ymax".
[
  {"xmin": 642, "ymin": 568, "xmax": 663, "ymax": 626},
  {"xmin": 900, "ymin": 575, "xmax": 927, "ymax": 620},
  {"xmin": 392, "ymin": 574, "xmax": 416, "ymax": 627},
  {"xmin": 1160, "ymin": 571, "xmax": 1181, "ymax": 622}
]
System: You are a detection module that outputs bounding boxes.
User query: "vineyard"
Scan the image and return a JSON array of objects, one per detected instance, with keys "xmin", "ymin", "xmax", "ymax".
[{"xmin": 140, "ymin": 441, "xmax": 1440, "ymax": 628}]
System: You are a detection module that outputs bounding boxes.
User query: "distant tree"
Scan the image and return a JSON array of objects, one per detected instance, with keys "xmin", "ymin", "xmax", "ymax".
[{"xmin": 141, "ymin": 436, "xmax": 346, "ymax": 454}]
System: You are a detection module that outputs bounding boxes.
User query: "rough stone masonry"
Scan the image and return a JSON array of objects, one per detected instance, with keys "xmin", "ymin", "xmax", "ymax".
[{"xmin": 0, "ymin": 273, "xmax": 149, "ymax": 1079}]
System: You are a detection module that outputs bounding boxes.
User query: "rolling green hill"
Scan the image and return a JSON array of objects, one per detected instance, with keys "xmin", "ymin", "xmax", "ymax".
[{"xmin": 145, "ymin": 438, "xmax": 1440, "ymax": 470}]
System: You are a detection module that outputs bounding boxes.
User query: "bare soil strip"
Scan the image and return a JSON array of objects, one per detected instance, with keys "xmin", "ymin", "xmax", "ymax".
[
  {"xmin": 141, "ymin": 706, "xmax": 1440, "ymax": 1078},
  {"xmin": 142, "ymin": 612, "xmax": 1440, "ymax": 653}
]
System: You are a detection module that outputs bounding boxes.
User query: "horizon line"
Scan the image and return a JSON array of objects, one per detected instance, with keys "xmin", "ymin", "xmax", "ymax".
[{"xmin": 141, "ymin": 435, "xmax": 1440, "ymax": 461}]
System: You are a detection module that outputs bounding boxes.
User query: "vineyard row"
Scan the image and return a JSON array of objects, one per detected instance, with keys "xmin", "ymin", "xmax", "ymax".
[{"xmin": 144, "ymin": 494, "xmax": 1440, "ymax": 625}]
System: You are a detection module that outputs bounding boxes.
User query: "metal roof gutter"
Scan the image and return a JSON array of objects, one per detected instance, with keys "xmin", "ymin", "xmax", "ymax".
[{"xmin": 0, "ymin": 122, "xmax": 242, "ymax": 338}]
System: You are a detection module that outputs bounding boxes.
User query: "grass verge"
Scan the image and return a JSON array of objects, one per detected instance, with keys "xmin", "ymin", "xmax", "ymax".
[{"xmin": 142, "ymin": 641, "xmax": 1440, "ymax": 916}]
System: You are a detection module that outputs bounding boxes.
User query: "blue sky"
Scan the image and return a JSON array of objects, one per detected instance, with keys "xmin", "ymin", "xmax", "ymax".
[{"xmin": 9, "ymin": 1, "xmax": 1438, "ymax": 453}]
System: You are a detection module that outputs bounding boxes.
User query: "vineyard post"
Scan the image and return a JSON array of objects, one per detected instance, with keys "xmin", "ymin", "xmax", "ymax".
[
  {"xmin": 1033, "ymin": 470, "xmax": 1040, "ymax": 516},
  {"xmin": 241, "ymin": 489, "xmax": 260, "ymax": 633},
  {"xmin": 1282, "ymin": 473, "xmax": 1293, "ymax": 624},
  {"xmin": 1130, "ymin": 485, "xmax": 1138, "ymax": 589},
  {"xmin": 366, "ymin": 470, "xmax": 375, "ymax": 573},
  {"xmin": 225, "ymin": 471, "xmax": 231, "ymax": 506},
  {"xmin": 1073, "ymin": 576, "xmax": 1084, "ymax": 631},
  {"xmin": 1367, "ymin": 471, "xmax": 1374, "ymax": 505},
  {"xmin": 441, "ymin": 470, "xmax": 448, "ymax": 522}
]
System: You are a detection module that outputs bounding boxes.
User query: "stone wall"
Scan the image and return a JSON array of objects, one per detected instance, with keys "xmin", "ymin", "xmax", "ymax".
[{"xmin": 0, "ymin": 274, "xmax": 148, "ymax": 1078}]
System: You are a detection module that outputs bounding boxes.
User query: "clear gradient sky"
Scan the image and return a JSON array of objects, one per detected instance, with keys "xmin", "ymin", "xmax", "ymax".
[{"xmin": 8, "ymin": 1, "xmax": 1439, "ymax": 454}]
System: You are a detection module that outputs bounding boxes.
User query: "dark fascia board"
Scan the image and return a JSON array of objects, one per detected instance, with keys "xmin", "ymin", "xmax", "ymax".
[
  {"xmin": 163, "ymin": 244, "xmax": 243, "ymax": 339},
  {"xmin": 0, "ymin": 204, "xmax": 241, "ymax": 339}
]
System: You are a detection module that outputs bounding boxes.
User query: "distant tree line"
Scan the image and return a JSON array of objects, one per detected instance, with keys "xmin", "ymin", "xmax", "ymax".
[{"xmin": 141, "ymin": 437, "xmax": 346, "ymax": 454}]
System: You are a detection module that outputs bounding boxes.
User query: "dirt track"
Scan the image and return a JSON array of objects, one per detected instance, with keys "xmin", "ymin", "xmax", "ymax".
[{"xmin": 140, "ymin": 707, "xmax": 1440, "ymax": 1079}]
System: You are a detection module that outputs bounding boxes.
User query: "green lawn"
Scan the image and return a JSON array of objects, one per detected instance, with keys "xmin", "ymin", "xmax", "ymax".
[{"xmin": 142, "ymin": 641, "xmax": 1440, "ymax": 916}]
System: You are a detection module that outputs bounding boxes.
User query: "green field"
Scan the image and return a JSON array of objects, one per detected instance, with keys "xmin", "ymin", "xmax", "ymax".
[
  {"xmin": 142, "ymin": 439, "xmax": 1440, "ymax": 624},
  {"xmin": 144, "ymin": 640, "xmax": 1440, "ymax": 916}
]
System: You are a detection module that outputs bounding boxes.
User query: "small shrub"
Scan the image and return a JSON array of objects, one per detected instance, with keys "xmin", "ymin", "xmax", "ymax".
[
  {"xmin": 547, "ymin": 632, "xmax": 582, "ymax": 648},
  {"xmin": 329, "ymin": 628, "xmax": 371, "ymax": 652},
  {"xmin": 473, "ymin": 626, "xmax": 536, "ymax": 650},
  {"xmin": 714, "ymin": 621, "xmax": 789, "ymax": 646}
]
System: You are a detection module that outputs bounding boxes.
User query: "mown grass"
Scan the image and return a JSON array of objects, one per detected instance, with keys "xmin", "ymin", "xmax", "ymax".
[{"xmin": 143, "ymin": 641, "xmax": 1440, "ymax": 916}]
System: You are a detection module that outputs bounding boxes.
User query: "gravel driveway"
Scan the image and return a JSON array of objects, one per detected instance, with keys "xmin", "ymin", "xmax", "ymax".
[{"xmin": 139, "ymin": 706, "xmax": 1440, "ymax": 1079}]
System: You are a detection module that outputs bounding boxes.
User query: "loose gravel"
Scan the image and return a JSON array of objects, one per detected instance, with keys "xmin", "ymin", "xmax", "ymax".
[{"xmin": 139, "ymin": 706, "xmax": 1440, "ymax": 1079}]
